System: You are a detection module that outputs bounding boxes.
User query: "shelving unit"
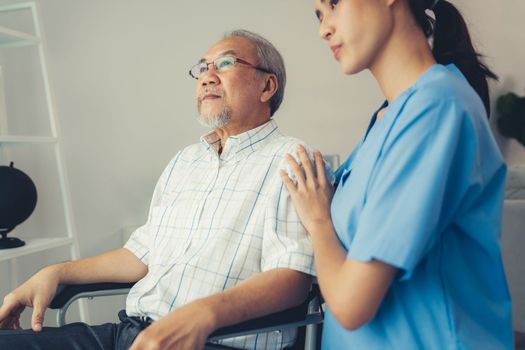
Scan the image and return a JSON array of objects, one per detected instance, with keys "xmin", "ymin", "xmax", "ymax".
[
  {"xmin": 0, "ymin": 25, "xmax": 39, "ymax": 47},
  {"xmin": 0, "ymin": 1, "xmax": 87, "ymax": 322},
  {"xmin": 0, "ymin": 135, "xmax": 57, "ymax": 143},
  {"xmin": 0, "ymin": 237, "xmax": 73, "ymax": 262}
]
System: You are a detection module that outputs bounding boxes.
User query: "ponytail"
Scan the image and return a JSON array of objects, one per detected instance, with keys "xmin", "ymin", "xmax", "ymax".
[{"xmin": 409, "ymin": 0, "xmax": 498, "ymax": 118}]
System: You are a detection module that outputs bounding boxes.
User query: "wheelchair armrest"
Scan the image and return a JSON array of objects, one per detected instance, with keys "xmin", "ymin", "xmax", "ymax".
[
  {"xmin": 49, "ymin": 282, "xmax": 136, "ymax": 309},
  {"xmin": 209, "ymin": 286, "xmax": 323, "ymax": 341},
  {"xmin": 49, "ymin": 282, "xmax": 323, "ymax": 343}
]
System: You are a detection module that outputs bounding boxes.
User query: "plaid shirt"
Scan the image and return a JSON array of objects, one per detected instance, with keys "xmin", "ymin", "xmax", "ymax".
[{"xmin": 124, "ymin": 119, "xmax": 315, "ymax": 349}]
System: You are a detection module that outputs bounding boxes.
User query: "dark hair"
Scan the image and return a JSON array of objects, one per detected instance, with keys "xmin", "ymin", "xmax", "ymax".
[{"xmin": 409, "ymin": 0, "xmax": 498, "ymax": 117}]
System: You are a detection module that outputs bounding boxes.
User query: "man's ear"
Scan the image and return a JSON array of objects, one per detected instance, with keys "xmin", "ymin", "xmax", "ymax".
[{"xmin": 260, "ymin": 74, "xmax": 278, "ymax": 103}]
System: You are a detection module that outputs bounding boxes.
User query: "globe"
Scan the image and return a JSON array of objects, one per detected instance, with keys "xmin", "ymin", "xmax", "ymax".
[{"xmin": 0, "ymin": 162, "xmax": 38, "ymax": 249}]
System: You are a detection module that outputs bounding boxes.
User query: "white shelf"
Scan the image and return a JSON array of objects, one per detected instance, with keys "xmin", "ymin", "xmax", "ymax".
[
  {"xmin": 0, "ymin": 25, "xmax": 39, "ymax": 48},
  {"xmin": 0, "ymin": 135, "xmax": 57, "ymax": 144},
  {"xmin": 0, "ymin": 237, "xmax": 73, "ymax": 262},
  {"xmin": 0, "ymin": 0, "xmax": 87, "ymax": 322}
]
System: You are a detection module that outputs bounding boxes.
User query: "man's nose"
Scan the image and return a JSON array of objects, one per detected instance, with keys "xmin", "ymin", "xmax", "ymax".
[{"xmin": 200, "ymin": 66, "xmax": 220, "ymax": 86}]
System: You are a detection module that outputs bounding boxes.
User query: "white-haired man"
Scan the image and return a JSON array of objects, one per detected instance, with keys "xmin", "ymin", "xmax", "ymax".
[{"xmin": 0, "ymin": 30, "xmax": 324, "ymax": 350}]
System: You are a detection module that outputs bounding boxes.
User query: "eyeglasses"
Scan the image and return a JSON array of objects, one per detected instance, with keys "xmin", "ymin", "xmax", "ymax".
[{"xmin": 189, "ymin": 55, "xmax": 272, "ymax": 79}]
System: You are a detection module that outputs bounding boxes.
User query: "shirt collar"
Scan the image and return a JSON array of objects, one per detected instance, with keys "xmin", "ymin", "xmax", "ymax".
[{"xmin": 200, "ymin": 119, "xmax": 280, "ymax": 160}]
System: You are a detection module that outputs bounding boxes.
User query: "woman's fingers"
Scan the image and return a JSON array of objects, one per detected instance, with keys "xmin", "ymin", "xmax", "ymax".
[
  {"xmin": 284, "ymin": 145, "xmax": 324, "ymax": 190},
  {"xmin": 314, "ymin": 150, "xmax": 328, "ymax": 187},
  {"xmin": 296, "ymin": 145, "xmax": 317, "ymax": 185},
  {"xmin": 280, "ymin": 170, "xmax": 296, "ymax": 193},
  {"xmin": 285, "ymin": 153, "xmax": 306, "ymax": 187}
]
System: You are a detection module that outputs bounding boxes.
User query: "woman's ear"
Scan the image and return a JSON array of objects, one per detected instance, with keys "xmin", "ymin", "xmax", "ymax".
[{"xmin": 260, "ymin": 74, "xmax": 278, "ymax": 103}]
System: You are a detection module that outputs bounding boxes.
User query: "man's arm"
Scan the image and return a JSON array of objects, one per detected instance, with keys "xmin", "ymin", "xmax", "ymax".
[
  {"xmin": 50, "ymin": 248, "xmax": 147, "ymax": 284},
  {"xmin": 130, "ymin": 268, "xmax": 311, "ymax": 350},
  {"xmin": 0, "ymin": 248, "xmax": 147, "ymax": 331}
]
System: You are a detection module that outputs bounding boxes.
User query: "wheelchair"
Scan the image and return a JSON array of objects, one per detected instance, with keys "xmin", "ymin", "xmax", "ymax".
[{"xmin": 49, "ymin": 282, "xmax": 323, "ymax": 350}]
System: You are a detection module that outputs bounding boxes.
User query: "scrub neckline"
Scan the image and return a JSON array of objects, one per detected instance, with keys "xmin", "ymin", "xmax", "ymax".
[{"xmin": 364, "ymin": 63, "xmax": 453, "ymax": 141}]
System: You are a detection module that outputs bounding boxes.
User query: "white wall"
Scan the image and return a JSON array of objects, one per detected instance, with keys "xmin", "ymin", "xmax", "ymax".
[
  {"xmin": 0, "ymin": 0, "xmax": 524, "ymax": 326},
  {"xmin": 456, "ymin": 1, "xmax": 525, "ymax": 164}
]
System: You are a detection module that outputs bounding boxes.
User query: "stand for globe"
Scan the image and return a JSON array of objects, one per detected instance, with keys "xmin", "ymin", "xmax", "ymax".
[{"xmin": 0, "ymin": 227, "xmax": 25, "ymax": 249}]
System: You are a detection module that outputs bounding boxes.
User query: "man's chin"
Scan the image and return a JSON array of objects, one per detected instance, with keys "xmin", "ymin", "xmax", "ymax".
[{"xmin": 197, "ymin": 114, "xmax": 231, "ymax": 129}]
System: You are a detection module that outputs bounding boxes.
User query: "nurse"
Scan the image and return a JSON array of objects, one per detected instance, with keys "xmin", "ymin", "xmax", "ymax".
[{"xmin": 280, "ymin": 0, "xmax": 513, "ymax": 349}]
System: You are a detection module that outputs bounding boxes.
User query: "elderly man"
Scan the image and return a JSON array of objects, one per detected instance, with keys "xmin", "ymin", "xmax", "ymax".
[{"xmin": 0, "ymin": 30, "xmax": 319, "ymax": 350}]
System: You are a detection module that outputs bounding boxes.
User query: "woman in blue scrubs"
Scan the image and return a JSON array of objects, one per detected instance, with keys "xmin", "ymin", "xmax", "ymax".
[{"xmin": 280, "ymin": 0, "xmax": 513, "ymax": 349}]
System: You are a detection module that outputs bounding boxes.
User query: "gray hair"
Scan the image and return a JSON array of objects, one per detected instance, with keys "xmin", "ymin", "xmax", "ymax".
[{"xmin": 224, "ymin": 29, "xmax": 286, "ymax": 117}]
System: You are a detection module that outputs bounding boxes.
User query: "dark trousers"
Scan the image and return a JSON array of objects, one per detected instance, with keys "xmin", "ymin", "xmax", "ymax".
[
  {"xmin": 0, "ymin": 310, "xmax": 145, "ymax": 350},
  {"xmin": 0, "ymin": 310, "xmax": 237, "ymax": 350}
]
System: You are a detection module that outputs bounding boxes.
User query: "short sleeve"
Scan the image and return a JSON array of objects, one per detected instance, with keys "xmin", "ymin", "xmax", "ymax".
[
  {"xmin": 260, "ymin": 145, "xmax": 334, "ymax": 276},
  {"xmin": 347, "ymin": 97, "xmax": 475, "ymax": 280},
  {"xmin": 261, "ymin": 180, "xmax": 315, "ymax": 275},
  {"xmin": 124, "ymin": 153, "xmax": 180, "ymax": 265}
]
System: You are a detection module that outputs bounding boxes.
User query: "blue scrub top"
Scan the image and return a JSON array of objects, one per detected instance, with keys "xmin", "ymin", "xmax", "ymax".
[{"xmin": 324, "ymin": 64, "xmax": 513, "ymax": 350}]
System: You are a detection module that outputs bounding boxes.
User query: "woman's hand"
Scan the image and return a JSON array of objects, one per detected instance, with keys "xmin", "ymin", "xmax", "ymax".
[{"xmin": 280, "ymin": 145, "xmax": 334, "ymax": 234}]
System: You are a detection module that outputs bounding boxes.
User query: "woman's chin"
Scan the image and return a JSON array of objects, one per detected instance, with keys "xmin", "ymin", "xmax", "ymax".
[
  {"xmin": 341, "ymin": 63, "xmax": 360, "ymax": 76},
  {"xmin": 340, "ymin": 59, "xmax": 367, "ymax": 76}
]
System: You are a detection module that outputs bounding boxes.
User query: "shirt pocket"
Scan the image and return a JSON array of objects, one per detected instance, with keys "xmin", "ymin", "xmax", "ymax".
[
  {"xmin": 337, "ymin": 154, "xmax": 368, "ymax": 209},
  {"xmin": 340, "ymin": 156, "xmax": 360, "ymax": 187},
  {"xmin": 340, "ymin": 168, "xmax": 352, "ymax": 186}
]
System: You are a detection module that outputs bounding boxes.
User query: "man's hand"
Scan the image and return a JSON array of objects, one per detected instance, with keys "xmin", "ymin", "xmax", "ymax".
[
  {"xmin": 0, "ymin": 266, "xmax": 60, "ymax": 332},
  {"xmin": 129, "ymin": 300, "xmax": 217, "ymax": 350},
  {"xmin": 0, "ymin": 248, "xmax": 146, "ymax": 332},
  {"xmin": 131, "ymin": 268, "xmax": 309, "ymax": 350}
]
